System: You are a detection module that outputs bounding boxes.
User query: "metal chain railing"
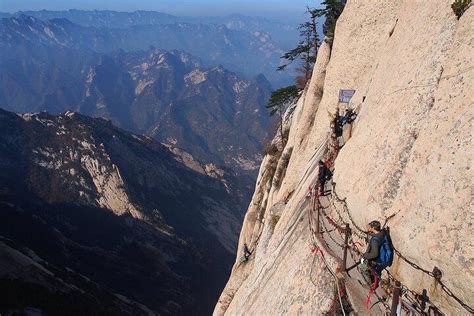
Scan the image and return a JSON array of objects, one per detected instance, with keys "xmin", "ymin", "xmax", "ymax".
[
  {"xmin": 331, "ymin": 181, "xmax": 474, "ymax": 314},
  {"xmin": 305, "ymin": 127, "xmax": 473, "ymax": 314}
]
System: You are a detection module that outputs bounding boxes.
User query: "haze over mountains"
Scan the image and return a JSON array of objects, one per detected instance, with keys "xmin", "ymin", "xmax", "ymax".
[
  {"xmin": 0, "ymin": 10, "xmax": 298, "ymax": 87},
  {"xmin": 2, "ymin": 9, "xmax": 300, "ymax": 48},
  {"xmin": 0, "ymin": 8, "xmax": 290, "ymax": 315},
  {"xmin": 0, "ymin": 13, "xmax": 275, "ymax": 196}
]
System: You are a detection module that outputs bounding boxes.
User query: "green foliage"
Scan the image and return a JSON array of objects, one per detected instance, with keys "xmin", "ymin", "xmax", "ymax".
[
  {"xmin": 313, "ymin": 0, "xmax": 346, "ymax": 45},
  {"xmin": 277, "ymin": 0, "xmax": 346, "ymax": 84},
  {"xmin": 452, "ymin": 0, "xmax": 472, "ymax": 18},
  {"xmin": 266, "ymin": 85, "xmax": 299, "ymax": 142},
  {"xmin": 277, "ymin": 43, "xmax": 314, "ymax": 72},
  {"xmin": 266, "ymin": 85, "xmax": 299, "ymax": 116},
  {"xmin": 271, "ymin": 214, "xmax": 281, "ymax": 231},
  {"xmin": 278, "ymin": 7, "xmax": 320, "ymax": 73}
]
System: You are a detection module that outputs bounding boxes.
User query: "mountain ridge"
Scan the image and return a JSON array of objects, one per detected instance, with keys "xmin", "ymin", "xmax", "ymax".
[
  {"xmin": 0, "ymin": 13, "xmax": 293, "ymax": 86},
  {"xmin": 0, "ymin": 107, "xmax": 241, "ymax": 315},
  {"xmin": 6, "ymin": 9, "xmax": 300, "ymax": 48}
]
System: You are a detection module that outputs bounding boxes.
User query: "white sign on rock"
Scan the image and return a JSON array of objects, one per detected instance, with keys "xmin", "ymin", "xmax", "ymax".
[{"xmin": 339, "ymin": 89, "xmax": 356, "ymax": 103}]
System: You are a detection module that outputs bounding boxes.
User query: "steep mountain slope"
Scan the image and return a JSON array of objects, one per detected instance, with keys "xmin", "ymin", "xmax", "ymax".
[
  {"xmin": 0, "ymin": 237, "xmax": 152, "ymax": 315},
  {"xmin": 216, "ymin": 0, "xmax": 473, "ymax": 314},
  {"xmin": 80, "ymin": 48, "xmax": 272, "ymax": 173},
  {"xmin": 0, "ymin": 108, "xmax": 241, "ymax": 315},
  {"xmin": 0, "ymin": 14, "xmax": 290, "ymax": 86}
]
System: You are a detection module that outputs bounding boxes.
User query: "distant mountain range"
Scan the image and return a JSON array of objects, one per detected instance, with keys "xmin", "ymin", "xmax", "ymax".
[
  {"xmin": 0, "ymin": 11, "xmax": 298, "ymax": 86},
  {"xmin": 0, "ymin": 108, "xmax": 241, "ymax": 315},
  {"xmin": 4, "ymin": 10, "xmax": 300, "ymax": 48},
  {"xmin": 0, "ymin": 14, "xmax": 272, "ymax": 178},
  {"xmin": 0, "ymin": 12, "xmax": 278, "ymax": 314}
]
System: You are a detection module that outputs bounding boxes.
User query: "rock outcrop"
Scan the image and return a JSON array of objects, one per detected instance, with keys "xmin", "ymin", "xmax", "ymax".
[
  {"xmin": 0, "ymin": 108, "xmax": 242, "ymax": 315},
  {"xmin": 216, "ymin": 0, "xmax": 473, "ymax": 314}
]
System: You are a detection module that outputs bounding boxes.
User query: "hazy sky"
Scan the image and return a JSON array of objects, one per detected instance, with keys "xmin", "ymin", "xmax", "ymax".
[{"xmin": 0, "ymin": 0, "xmax": 321, "ymax": 18}]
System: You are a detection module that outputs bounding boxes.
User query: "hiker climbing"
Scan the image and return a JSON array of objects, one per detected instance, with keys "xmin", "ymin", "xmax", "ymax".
[
  {"xmin": 239, "ymin": 243, "xmax": 252, "ymax": 263},
  {"xmin": 333, "ymin": 109, "xmax": 344, "ymax": 138},
  {"xmin": 243, "ymin": 243, "xmax": 252, "ymax": 259},
  {"xmin": 359, "ymin": 220, "xmax": 393, "ymax": 286},
  {"xmin": 332, "ymin": 107, "xmax": 358, "ymax": 147},
  {"xmin": 318, "ymin": 160, "xmax": 333, "ymax": 195},
  {"xmin": 341, "ymin": 108, "xmax": 357, "ymax": 125}
]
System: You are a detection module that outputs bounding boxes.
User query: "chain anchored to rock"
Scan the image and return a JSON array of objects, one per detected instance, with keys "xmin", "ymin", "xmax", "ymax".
[{"xmin": 305, "ymin": 123, "xmax": 473, "ymax": 314}]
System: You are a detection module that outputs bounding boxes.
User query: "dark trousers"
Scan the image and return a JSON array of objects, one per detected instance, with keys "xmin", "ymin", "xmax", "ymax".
[
  {"xmin": 319, "ymin": 179, "xmax": 326, "ymax": 194},
  {"xmin": 360, "ymin": 261, "xmax": 382, "ymax": 285}
]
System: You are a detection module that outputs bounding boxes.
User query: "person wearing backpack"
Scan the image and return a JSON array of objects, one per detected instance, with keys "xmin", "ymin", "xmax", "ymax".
[
  {"xmin": 318, "ymin": 160, "xmax": 333, "ymax": 195},
  {"xmin": 360, "ymin": 220, "xmax": 394, "ymax": 285},
  {"xmin": 334, "ymin": 110, "xmax": 344, "ymax": 138},
  {"xmin": 243, "ymin": 243, "xmax": 252, "ymax": 259}
]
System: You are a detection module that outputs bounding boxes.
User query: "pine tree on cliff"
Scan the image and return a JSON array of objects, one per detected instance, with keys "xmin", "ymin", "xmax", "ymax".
[
  {"xmin": 266, "ymin": 85, "xmax": 299, "ymax": 143},
  {"xmin": 277, "ymin": 6, "xmax": 319, "ymax": 86},
  {"xmin": 315, "ymin": 0, "xmax": 346, "ymax": 45},
  {"xmin": 268, "ymin": 1, "xmax": 346, "ymax": 144},
  {"xmin": 277, "ymin": 0, "xmax": 346, "ymax": 76}
]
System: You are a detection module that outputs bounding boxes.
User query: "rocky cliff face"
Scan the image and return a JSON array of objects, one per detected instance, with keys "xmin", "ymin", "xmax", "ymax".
[
  {"xmin": 216, "ymin": 1, "xmax": 473, "ymax": 314},
  {"xmin": 0, "ymin": 108, "xmax": 242, "ymax": 315}
]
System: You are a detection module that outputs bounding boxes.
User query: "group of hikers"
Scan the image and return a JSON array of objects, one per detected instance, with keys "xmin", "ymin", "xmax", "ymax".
[
  {"xmin": 241, "ymin": 220, "xmax": 392, "ymax": 288},
  {"xmin": 242, "ymin": 104, "xmax": 393, "ymax": 287},
  {"xmin": 232, "ymin": 94, "xmax": 469, "ymax": 313},
  {"xmin": 241, "ymin": 220, "xmax": 393, "ymax": 289},
  {"xmin": 323, "ymin": 106, "xmax": 393, "ymax": 287},
  {"xmin": 333, "ymin": 107, "xmax": 357, "ymax": 140},
  {"xmin": 317, "ymin": 107, "xmax": 357, "ymax": 195}
]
